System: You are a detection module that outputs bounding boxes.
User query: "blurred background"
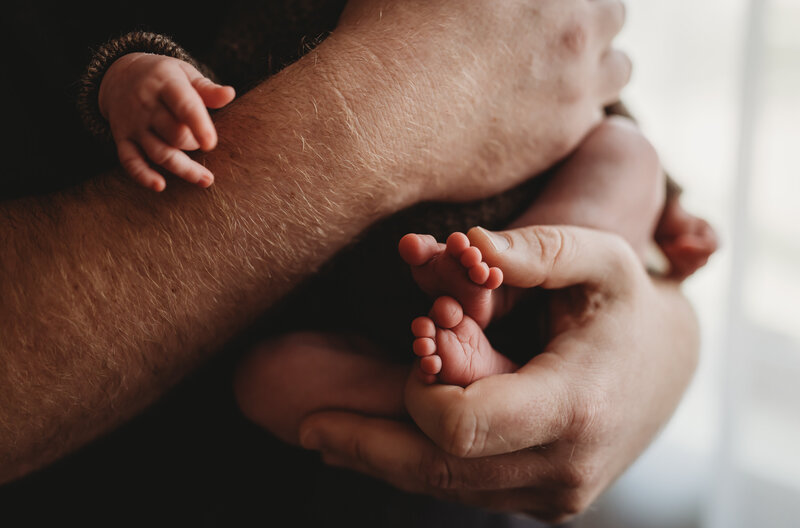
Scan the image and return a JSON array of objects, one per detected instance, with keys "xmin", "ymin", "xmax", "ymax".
[{"xmin": 565, "ymin": 0, "xmax": 800, "ymax": 526}]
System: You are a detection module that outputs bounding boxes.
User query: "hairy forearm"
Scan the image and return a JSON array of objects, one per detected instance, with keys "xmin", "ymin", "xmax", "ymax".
[{"xmin": 0, "ymin": 35, "xmax": 416, "ymax": 483}]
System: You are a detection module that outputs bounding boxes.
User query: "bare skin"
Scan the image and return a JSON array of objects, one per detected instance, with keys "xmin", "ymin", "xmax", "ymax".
[
  {"xmin": 398, "ymin": 231, "xmax": 504, "ymax": 329},
  {"xmin": 1, "ymin": 0, "xmax": 631, "ymax": 485},
  {"xmin": 656, "ymin": 197, "xmax": 719, "ymax": 280},
  {"xmin": 405, "ymin": 116, "xmax": 714, "ymax": 386},
  {"xmin": 99, "ymin": 52, "xmax": 237, "ymax": 190},
  {"xmin": 410, "ymin": 295, "xmax": 516, "ymax": 386},
  {"xmin": 235, "ymin": 117, "xmax": 713, "ymax": 435},
  {"xmin": 299, "ymin": 225, "xmax": 701, "ymax": 524}
]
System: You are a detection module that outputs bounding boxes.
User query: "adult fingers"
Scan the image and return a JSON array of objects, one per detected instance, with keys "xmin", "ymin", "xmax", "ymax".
[
  {"xmin": 597, "ymin": 48, "xmax": 633, "ymax": 106},
  {"xmin": 299, "ymin": 411, "xmax": 605, "ymax": 522},
  {"xmin": 138, "ymin": 132, "xmax": 214, "ymax": 187},
  {"xmin": 404, "ymin": 360, "xmax": 574, "ymax": 457},
  {"xmin": 456, "ymin": 485, "xmax": 596, "ymax": 525},
  {"xmin": 301, "ymin": 412, "xmax": 449, "ymax": 495},
  {"xmin": 116, "ymin": 139, "xmax": 166, "ymax": 191},
  {"xmin": 589, "ymin": 0, "xmax": 626, "ymax": 45},
  {"xmin": 299, "ymin": 411, "xmax": 561, "ymax": 493},
  {"xmin": 466, "ymin": 225, "xmax": 640, "ymax": 295},
  {"xmin": 160, "ymin": 75, "xmax": 217, "ymax": 151},
  {"xmin": 151, "ymin": 106, "xmax": 201, "ymax": 151}
]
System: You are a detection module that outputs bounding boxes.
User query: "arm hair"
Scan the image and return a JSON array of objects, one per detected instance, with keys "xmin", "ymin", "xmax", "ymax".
[{"xmin": 0, "ymin": 35, "xmax": 416, "ymax": 483}]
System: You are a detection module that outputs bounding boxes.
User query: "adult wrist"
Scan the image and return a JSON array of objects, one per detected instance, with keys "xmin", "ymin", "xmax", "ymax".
[
  {"xmin": 312, "ymin": 30, "xmax": 437, "ymax": 210},
  {"xmin": 80, "ymin": 32, "xmax": 211, "ymax": 141}
]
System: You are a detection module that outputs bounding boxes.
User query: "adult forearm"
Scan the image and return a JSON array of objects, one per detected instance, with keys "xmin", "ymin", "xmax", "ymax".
[
  {"xmin": 0, "ymin": 35, "xmax": 414, "ymax": 483},
  {"xmin": 0, "ymin": 0, "xmax": 633, "ymax": 484}
]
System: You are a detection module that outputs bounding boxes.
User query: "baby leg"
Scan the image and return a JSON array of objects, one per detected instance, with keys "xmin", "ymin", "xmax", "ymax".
[{"xmin": 511, "ymin": 116, "xmax": 666, "ymax": 260}]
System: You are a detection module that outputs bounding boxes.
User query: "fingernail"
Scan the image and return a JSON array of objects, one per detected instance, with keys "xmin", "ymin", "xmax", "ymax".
[
  {"xmin": 299, "ymin": 428, "xmax": 322, "ymax": 450},
  {"xmin": 478, "ymin": 227, "xmax": 510, "ymax": 252}
]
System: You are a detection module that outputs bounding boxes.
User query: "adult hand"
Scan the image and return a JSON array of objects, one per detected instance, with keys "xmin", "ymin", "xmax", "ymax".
[
  {"xmin": 331, "ymin": 0, "xmax": 631, "ymax": 202},
  {"xmin": 298, "ymin": 225, "xmax": 699, "ymax": 523}
]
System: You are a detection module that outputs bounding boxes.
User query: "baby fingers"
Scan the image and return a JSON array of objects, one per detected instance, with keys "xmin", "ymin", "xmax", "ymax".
[
  {"xmin": 151, "ymin": 106, "xmax": 201, "ymax": 151},
  {"xmin": 160, "ymin": 78, "xmax": 217, "ymax": 151},
  {"xmin": 117, "ymin": 140, "xmax": 167, "ymax": 192},
  {"xmin": 192, "ymin": 77, "xmax": 236, "ymax": 109},
  {"xmin": 139, "ymin": 132, "xmax": 214, "ymax": 188}
]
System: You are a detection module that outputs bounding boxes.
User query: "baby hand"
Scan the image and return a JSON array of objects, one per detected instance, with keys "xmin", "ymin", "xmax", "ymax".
[{"xmin": 98, "ymin": 52, "xmax": 235, "ymax": 191}]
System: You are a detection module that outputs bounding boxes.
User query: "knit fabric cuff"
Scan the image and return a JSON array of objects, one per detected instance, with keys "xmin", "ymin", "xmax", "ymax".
[{"xmin": 77, "ymin": 31, "xmax": 215, "ymax": 141}]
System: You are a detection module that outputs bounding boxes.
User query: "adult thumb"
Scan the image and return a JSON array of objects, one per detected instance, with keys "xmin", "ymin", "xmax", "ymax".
[{"xmin": 466, "ymin": 225, "xmax": 639, "ymax": 292}]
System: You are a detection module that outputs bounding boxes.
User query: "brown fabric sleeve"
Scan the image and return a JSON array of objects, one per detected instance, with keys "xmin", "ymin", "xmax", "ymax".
[
  {"xmin": 77, "ymin": 31, "xmax": 218, "ymax": 142},
  {"xmin": 604, "ymin": 100, "xmax": 683, "ymax": 200}
]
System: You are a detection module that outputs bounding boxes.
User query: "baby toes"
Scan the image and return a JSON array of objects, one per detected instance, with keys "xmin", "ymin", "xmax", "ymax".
[
  {"xmin": 429, "ymin": 296, "xmax": 464, "ymax": 329},
  {"xmin": 485, "ymin": 267, "xmax": 503, "ymax": 290},
  {"xmin": 411, "ymin": 316, "xmax": 435, "ymax": 338},
  {"xmin": 412, "ymin": 316, "xmax": 441, "ymax": 382},
  {"xmin": 459, "ymin": 246, "xmax": 482, "ymax": 268},
  {"xmin": 445, "ymin": 232, "xmax": 471, "ymax": 256},
  {"xmin": 468, "ymin": 262, "xmax": 490, "ymax": 285},
  {"xmin": 419, "ymin": 355, "xmax": 443, "ymax": 377},
  {"xmin": 411, "ymin": 316, "xmax": 437, "ymax": 358},
  {"xmin": 413, "ymin": 337, "xmax": 436, "ymax": 357},
  {"xmin": 398, "ymin": 233, "xmax": 442, "ymax": 266}
]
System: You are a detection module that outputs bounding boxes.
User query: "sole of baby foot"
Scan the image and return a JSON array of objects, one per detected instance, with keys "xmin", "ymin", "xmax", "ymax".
[{"xmin": 411, "ymin": 296, "xmax": 517, "ymax": 387}]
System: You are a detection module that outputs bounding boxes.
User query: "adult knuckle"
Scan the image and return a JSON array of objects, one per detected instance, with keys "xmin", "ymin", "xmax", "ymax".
[
  {"xmin": 554, "ymin": 459, "xmax": 592, "ymax": 491},
  {"xmin": 349, "ymin": 435, "xmax": 370, "ymax": 466},
  {"xmin": 441, "ymin": 404, "xmax": 488, "ymax": 458},
  {"xmin": 567, "ymin": 381, "xmax": 611, "ymax": 438},
  {"xmin": 551, "ymin": 487, "xmax": 595, "ymax": 518},
  {"xmin": 418, "ymin": 450, "xmax": 454, "ymax": 490},
  {"xmin": 559, "ymin": 17, "xmax": 589, "ymax": 56},
  {"xmin": 524, "ymin": 226, "xmax": 572, "ymax": 275}
]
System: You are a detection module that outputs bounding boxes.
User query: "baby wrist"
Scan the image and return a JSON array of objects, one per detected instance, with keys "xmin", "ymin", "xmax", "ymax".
[{"xmin": 77, "ymin": 31, "xmax": 210, "ymax": 141}]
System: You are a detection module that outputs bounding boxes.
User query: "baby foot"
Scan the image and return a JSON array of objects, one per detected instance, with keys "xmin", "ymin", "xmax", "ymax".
[
  {"xmin": 398, "ymin": 232, "xmax": 503, "ymax": 328},
  {"xmin": 411, "ymin": 296, "xmax": 517, "ymax": 386},
  {"xmin": 656, "ymin": 197, "xmax": 718, "ymax": 280}
]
